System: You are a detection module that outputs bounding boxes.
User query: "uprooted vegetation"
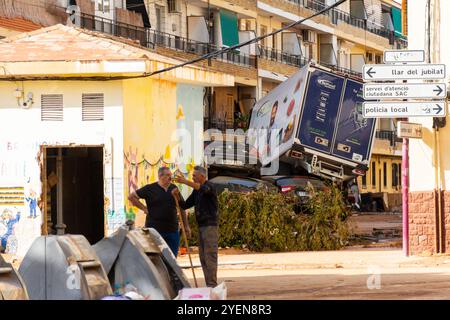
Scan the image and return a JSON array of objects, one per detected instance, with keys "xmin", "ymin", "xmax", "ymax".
[{"xmin": 187, "ymin": 184, "xmax": 350, "ymax": 252}]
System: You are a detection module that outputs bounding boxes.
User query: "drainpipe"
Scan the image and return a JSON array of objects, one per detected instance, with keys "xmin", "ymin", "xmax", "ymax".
[
  {"xmin": 436, "ymin": 129, "xmax": 443, "ymax": 253},
  {"xmin": 402, "ymin": 136, "xmax": 409, "ymax": 256},
  {"xmin": 110, "ymin": 137, "xmax": 115, "ymax": 215},
  {"xmin": 55, "ymin": 148, "xmax": 66, "ymax": 235},
  {"xmin": 426, "ymin": 0, "xmax": 443, "ymax": 253}
]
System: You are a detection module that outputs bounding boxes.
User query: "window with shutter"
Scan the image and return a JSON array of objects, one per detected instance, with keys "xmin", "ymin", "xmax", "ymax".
[
  {"xmin": 82, "ymin": 93, "xmax": 104, "ymax": 121},
  {"xmin": 41, "ymin": 94, "xmax": 63, "ymax": 121}
]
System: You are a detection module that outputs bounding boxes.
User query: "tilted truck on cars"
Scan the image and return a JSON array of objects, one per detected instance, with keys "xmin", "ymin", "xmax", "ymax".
[{"xmin": 247, "ymin": 63, "xmax": 377, "ymax": 181}]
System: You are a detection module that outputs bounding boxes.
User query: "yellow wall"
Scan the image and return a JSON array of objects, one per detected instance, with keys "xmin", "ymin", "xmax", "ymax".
[
  {"xmin": 350, "ymin": 45, "xmax": 366, "ymax": 55},
  {"xmin": 122, "ymin": 77, "xmax": 178, "ymax": 227},
  {"xmin": 357, "ymin": 155, "xmax": 402, "ymax": 194},
  {"xmin": 257, "ymin": 15, "xmax": 282, "ymax": 49}
]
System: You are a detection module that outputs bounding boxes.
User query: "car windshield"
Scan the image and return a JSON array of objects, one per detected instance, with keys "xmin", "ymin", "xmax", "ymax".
[
  {"xmin": 277, "ymin": 177, "xmax": 326, "ymax": 191},
  {"xmin": 230, "ymin": 180, "xmax": 276, "ymax": 193},
  {"xmin": 210, "ymin": 177, "xmax": 276, "ymax": 193},
  {"xmin": 210, "ymin": 177, "xmax": 258, "ymax": 193}
]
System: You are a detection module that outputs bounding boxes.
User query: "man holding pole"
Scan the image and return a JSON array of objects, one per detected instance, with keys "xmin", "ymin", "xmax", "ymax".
[
  {"xmin": 172, "ymin": 166, "xmax": 219, "ymax": 288},
  {"xmin": 128, "ymin": 167, "xmax": 190, "ymax": 258}
]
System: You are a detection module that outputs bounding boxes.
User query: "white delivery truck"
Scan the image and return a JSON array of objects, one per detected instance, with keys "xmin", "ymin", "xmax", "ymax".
[{"xmin": 247, "ymin": 63, "xmax": 377, "ymax": 181}]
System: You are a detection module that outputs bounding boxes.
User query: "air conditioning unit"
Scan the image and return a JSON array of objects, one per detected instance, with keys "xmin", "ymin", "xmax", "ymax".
[{"xmin": 302, "ymin": 30, "xmax": 317, "ymax": 44}]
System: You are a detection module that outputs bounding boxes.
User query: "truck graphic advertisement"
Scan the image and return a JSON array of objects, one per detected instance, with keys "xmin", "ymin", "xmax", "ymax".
[
  {"xmin": 297, "ymin": 69, "xmax": 346, "ymax": 154},
  {"xmin": 332, "ymin": 79, "xmax": 376, "ymax": 164},
  {"xmin": 248, "ymin": 63, "xmax": 377, "ymax": 180}
]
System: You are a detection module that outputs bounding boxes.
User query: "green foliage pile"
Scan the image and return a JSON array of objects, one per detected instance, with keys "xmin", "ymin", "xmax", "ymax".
[{"xmin": 186, "ymin": 184, "xmax": 350, "ymax": 252}]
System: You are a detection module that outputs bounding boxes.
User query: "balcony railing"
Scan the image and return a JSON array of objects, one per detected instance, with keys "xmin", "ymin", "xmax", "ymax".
[
  {"xmin": 258, "ymin": 45, "xmax": 363, "ymax": 78},
  {"xmin": 287, "ymin": 0, "xmax": 403, "ymax": 43},
  {"xmin": 394, "ymin": 36, "xmax": 408, "ymax": 49},
  {"xmin": 258, "ymin": 45, "xmax": 309, "ymax": 68},
  {"xmin": 74, "ymin": 11, "xmax": 403, "ymax": 80},
  {"xmin": 77, "ymin": 12, "xmax": 257, "ymax": 68},
  {"xmin": 375, "ymin": 130, "xmax": 402, "ymax": 146}
]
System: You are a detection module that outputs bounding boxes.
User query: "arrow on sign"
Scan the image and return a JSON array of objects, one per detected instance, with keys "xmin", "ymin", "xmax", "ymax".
[
  {"xmin": 363, "ymin": 101, "xmax": 447, "ymax": 118},
  {"xmin": 434, "ymin": 104, "xmax": 443, "ymax": 114},
  {"xmin": 434, "ymin": 85, "xmax": 444, "ymax": 96},
  {"xmin": 366, "ymin": 67, "xmax": 376, "ymax": 78}
]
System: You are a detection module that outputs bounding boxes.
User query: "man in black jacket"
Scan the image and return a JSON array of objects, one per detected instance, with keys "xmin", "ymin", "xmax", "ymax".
[{"xmin": 172, "ymin": 166, "xmax": 219, "ymax": 287}]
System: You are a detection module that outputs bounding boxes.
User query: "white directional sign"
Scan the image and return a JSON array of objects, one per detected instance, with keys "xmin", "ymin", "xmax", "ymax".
[
  {"xmin": 397, "ymin": 121, "xmax": 423, "ymax": 139},
  {"xmin": 363, "ymin": 101, "xmax": 447, "ymax": 118},
  {"xmin": 384, "ymin": 50, "xmax": 425, "ymax": 63},
  {"xmin": 363, "ymin": 83, "xmax": 447, "ymax": 99},
  {"xmin": 363, "ymin": 64, "xmax": 446, "ymax": 81}
]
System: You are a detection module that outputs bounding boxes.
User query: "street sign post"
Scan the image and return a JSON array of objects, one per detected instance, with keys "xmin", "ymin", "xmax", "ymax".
[
  {"xmin": 363, "ymin": 101, "xmax": 447, "ymax": 118},
  {"xmin": 397, "ymin": 121, "xmax": 423, "ymax": 139},
  {"xmin": 363, "ymin": 64, "xmax": 446, "ymax": 81},
  {"xmin": 363, "ymin": 83, "xmax": 447, "ymax": 99},
  {"xmin": 363, "ymin": 50, "xmax": 446, "ymax": 259},
  {"xmin": 384, "ymin": 50, "xmax": 425, "ymax": 63}
]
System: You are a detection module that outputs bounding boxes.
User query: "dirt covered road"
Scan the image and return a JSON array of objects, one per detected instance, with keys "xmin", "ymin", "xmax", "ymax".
[{"xmin": 179, "ymin": 248, "xmax": 450, "ymax": 299}]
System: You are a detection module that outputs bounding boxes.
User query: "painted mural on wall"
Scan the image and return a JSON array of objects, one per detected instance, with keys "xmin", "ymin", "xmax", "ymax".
[
  {"xmin": 0, "ymin": 187, "xmax": 23, "ymax": 254},
  {"xmin": 0, "ymin": 141, "xmax": 42, "ymax": 256},
  {"xmin": 123, "ymin": 84, "xmax": 205, "ymax": 227}
]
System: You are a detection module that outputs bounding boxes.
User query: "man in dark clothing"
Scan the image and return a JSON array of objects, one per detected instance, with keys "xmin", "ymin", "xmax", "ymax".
[
  {"xmin": 128, "ymin": 167, "xmax": 190, "ymax": 257},
  {"xmin": 172, "ymin": 166, "xmax": 219, "ymax": 288}
]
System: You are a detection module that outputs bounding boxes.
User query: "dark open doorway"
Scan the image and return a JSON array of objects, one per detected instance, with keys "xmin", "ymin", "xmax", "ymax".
[{"xmin": 45, "ymin": 146, "xmax": 104, "ymax": 244}]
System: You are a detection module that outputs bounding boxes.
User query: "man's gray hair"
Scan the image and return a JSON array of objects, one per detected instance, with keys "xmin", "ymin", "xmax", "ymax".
[
  {"xmin": 158, "ymin": 167, "xmax": 171, "ymax": 176},
  {"xmin": 193, "ymin": 166, "xmax": 207, "ymax": 177}
]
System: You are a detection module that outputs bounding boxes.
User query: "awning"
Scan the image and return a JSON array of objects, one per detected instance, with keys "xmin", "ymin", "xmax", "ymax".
[
  {"xmin": 282, "ymin": 32, "xmax": 302, "ymax": 56},
  {"xmin": 382, "ymin": 12, "xmax": 394, "ymax": 32},
  {"xmin": 349, "ymin": 0, "xmax": 367, "ymax": 20},
  {"xmin": 220, "ymin": 10, "xmax": 239, "ymax": 48},
  {"xmin": 391, "ymin": 7, "xmax": 402, "ymax": 37},
  {"xmin": 127, "ymin": 0, "xmax": 151, "ymax": 28},
  {"xmin": 188, "ymin": 16, "xmax": 209, "ymax": 43}
]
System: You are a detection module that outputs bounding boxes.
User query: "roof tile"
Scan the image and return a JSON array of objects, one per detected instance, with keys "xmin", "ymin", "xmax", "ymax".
[{"xmin": 0, "ymin": 24, "xmax": 178, "ymax": 63}]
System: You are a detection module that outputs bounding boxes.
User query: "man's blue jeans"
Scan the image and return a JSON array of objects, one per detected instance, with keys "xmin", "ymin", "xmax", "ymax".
[{"xmin": 159, "ymin": 231, "xmax": 180, "ymax": 258}]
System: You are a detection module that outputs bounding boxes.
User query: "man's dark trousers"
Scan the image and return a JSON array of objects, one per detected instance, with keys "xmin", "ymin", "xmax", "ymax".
[{"xmin": 198, "ymin": 226, "xmax": 218, "ymax": 287}]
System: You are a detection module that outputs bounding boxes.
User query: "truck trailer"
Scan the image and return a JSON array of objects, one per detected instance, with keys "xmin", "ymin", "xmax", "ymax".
[{"xmin": 247, "ymin": 63, "xmax": 377, "ymax": 181}]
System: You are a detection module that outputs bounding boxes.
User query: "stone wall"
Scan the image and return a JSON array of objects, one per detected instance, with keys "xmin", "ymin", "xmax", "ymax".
[{"xmin": 408, "ymin": 191, "xmax": 437, "ymax": 255}]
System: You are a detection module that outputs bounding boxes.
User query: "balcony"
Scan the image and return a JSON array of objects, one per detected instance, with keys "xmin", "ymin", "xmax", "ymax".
[
  {"xmin": 76, "ymin": 12, "xmax": 257, "ymax": 68},
  {"xmin": 258, "ymin": 45, "xmax": 363, "ymax": 78},
  {"xmin": 258, "ymin": 45, "xmax": 309, "ymax": 69},
  {"xmin": 375, "ymin": 130, "xmax": 402, "ymax": 147},
  {"xmin": 287, "ymin": 0, "xmax": 405, "ymax": 44}
]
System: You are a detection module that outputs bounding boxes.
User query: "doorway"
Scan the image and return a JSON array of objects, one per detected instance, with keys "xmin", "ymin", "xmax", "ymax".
[{"xmin": 44, "ymin": 147, "xmax": 104, "ymax": 244}]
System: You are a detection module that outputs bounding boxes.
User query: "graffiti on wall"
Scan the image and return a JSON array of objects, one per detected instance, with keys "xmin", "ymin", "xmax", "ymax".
[
  {"xmin": 120, "ymin": 83, "xmax": 205, "ymax": 229},
  {"xmin": 123, "ymin": 147, "xmax": 192, "ymax": 227},
  {"xmin": 0, "ymin": 140, "xmax": 56, "ymax": 256},
  {"xmin": 0, "ymin": 186, "xmax": 25, "ymax": 254}
]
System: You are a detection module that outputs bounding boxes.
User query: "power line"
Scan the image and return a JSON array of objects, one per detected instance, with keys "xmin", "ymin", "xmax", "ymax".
[{"xmin": 149, "ymin": 0, "xmax": 347, "ymax": 76}]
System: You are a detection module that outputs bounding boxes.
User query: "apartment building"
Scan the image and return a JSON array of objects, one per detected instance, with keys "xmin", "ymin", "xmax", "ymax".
[{"xmin": 0, "ymin": 0, "xmax": 406, "ymax": 208}]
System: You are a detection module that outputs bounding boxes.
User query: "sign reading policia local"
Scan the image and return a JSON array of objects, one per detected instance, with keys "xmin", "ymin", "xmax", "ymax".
[
  {"xmin": 363, "ymin": 101, "xmax": 446, "ymax": 118},
  {"xmin": 362, "ymin": 49, "xmax": 447, "ymax": 119}
]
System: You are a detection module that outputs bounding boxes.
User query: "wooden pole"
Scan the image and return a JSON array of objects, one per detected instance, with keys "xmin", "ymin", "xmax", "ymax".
[{"xmin": 174, "ymin": 197, "xmax": 198, "ymax": 288}]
